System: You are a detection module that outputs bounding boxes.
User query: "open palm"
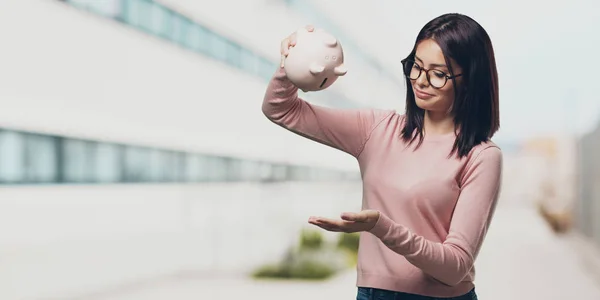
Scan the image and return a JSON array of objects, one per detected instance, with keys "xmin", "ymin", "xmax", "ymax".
[{"xmin": 308, "ymin": 210, "xmax": 380, "ymax": 233}]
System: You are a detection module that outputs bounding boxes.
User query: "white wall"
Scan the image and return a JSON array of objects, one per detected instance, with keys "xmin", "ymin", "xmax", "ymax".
[
  {"xmin": 161, "ymin": 0, "xmax": 407, "ymax": 111},
  {"xmin": 0, "ymin": 2, "xmax": 401, "ymax": 298},
  {"xmin": 0, "ymin": 181, "xmax": 363, "ymax": 299},
  {"xmin": 0, "ymin": 0, "xmax": 385, "ymax": 172}
]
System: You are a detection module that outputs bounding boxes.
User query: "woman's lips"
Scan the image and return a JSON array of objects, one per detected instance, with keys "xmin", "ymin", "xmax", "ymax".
[{"xmin": 414, "ymin": 88, "xmax": 435, "ymax": 99}]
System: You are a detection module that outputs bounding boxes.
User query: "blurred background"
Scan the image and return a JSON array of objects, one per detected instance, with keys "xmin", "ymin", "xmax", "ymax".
[{"xmin": 0, "ymin": 0, "xmax": 599, "ymax": 299}]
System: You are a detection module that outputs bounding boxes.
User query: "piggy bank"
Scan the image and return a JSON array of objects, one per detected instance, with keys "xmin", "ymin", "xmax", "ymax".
[{"xmin": 284, "ymin": 27, "xmax": 347, "ymax": 92}]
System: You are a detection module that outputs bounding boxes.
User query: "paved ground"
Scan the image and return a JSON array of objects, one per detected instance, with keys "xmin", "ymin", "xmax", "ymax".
[{"xmin": 81, "ymin": 201, "xmax": 600, "ymax": 300}]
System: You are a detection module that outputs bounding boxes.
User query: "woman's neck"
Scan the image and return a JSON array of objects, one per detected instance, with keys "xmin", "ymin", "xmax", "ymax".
[{"xmin": 423, "ymin": 110, "xmax": 455, "ymax": 136}]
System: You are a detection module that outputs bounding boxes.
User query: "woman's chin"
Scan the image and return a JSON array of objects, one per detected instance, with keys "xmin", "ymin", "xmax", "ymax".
[{"xmin": 415, "ymin": 98, "xmax": 436, "ymax": 110}]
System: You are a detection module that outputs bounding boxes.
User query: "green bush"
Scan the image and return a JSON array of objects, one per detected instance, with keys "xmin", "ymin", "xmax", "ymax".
[
  {"xmin": 337, "ymin": 232, "xmax": 360, "ymax": 252},
  {"xmin": 252, "ymin": 261, "xmax": 335, "ymax": 280},
  {"xmin": 252, "ymin": 263, "xmax": 286, "ymax": 278},
  {"xmin": 299, "ymin": 228, "xmax": 324, "ymax": 250},
  {"xmin": 252, "ymin": 228, "xmax": 351, "ymax": 280},
  {"xmin": 337, "ymin": 232, "xmax": 360, "ymax": 267},
  {"xmin": 289, "ymin": 261, "xmax": 335, "ymax": 279}
]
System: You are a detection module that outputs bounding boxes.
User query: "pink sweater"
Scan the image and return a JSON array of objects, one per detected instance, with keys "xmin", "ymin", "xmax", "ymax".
[{"xmin": 262, "ymin": 68, "xmax": 503, "ymax": 298}]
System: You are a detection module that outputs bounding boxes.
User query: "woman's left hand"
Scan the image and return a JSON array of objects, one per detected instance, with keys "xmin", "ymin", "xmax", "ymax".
[{"xmin": 308, "ymin": 210, "xmax": 380, "ymax": 233}]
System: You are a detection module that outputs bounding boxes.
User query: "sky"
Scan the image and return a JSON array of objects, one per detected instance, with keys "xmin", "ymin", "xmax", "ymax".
[{"xmin": 372, "ymin": 0, "xmax": 600, "ymax": 142}]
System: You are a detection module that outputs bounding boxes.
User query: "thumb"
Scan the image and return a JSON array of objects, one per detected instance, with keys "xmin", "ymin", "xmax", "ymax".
[{"xmin": 341, "ymin": 212, "xmax": 368, "ymax": 222}]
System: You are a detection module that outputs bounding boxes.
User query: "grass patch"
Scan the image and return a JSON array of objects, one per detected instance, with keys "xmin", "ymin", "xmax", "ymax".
[
  {"xmin": 252, "ymin": 261, "xmax": 335, "ymax": 280},
  {"xmin": 252, "ymin": 229, "xmax": 361, "ymax": 280}
]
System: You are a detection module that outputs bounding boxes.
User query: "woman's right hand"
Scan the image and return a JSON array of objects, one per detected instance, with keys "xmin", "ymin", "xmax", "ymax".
[{"xmin": 280, "ymin": 25, "xmax": 315, "ymax": 68}]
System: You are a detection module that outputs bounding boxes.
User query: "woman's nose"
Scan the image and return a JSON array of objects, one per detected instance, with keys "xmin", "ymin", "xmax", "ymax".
[{"xmin": 416, "ymin": 71, "xmax": 430, "ymax": 88}]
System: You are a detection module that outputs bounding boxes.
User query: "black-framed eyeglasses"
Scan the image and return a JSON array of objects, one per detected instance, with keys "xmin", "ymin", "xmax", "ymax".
[{"xmin": 401, "ymin": 59, "xmax": 462, "ymax": 89}]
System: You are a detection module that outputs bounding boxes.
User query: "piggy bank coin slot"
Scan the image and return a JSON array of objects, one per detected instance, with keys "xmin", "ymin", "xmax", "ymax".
[{"xmin": 319, "ymin": 78, "xmax": 328, "ymax": 88}]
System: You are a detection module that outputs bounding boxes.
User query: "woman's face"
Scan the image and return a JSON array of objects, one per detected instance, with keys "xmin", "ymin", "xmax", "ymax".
[{"xmin": 409, "ymin": 39, "xmax": 463, "ymax": 114}]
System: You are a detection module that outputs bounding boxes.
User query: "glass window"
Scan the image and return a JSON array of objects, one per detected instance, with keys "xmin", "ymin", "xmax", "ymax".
[
  {"xmin": 226, "ymin": 159, "xmax": 259, "ymax": 181},
  {"xmin": 239, "ymin": 160, "xmax": 260, "ymax": 181},
  {"xmin": 257, "ymin": 162, "xmax": 273, "ymax": 181},
  {"xmin": 137, "ymin": 0, "xmax": 154, "ymax": 33},
  {"xmin": 226, "ymin": 41, "xmax": 242, "ymax": 68},
  {"xmin": 209, "ymin": 34, "xmax": 228, "ymax": 63},
  {"xmin": 124, "ymin": 146, "xmax": 152, "ymax": 182},
  {"xmin": 240, "ymin": 49, "xmax": 258, "ymax": 74},
  {"xmin": 259, "ymin": 58, "xmax": 276, "ymax": 80},
  {"xmin": 185, "ymin": 154, "xmax": 207, "ymax": 182},
  {"xmin": 226, "ymin": 158, "xmax": 242, "ymax": 181},
  {"xmin": 0, "ymin": 131, "xmax": 25, "ymax": 183},
  {"xmin": 148, "ymin": 150, "xmax": 181, "ymax": 182},
  {"xmin": 289, "ymin": 165, "xmax": 310, "ymax": 181},
  {"xmin": 172, "ymin": 152, "xmax": 187, "ymax": 182},
  {"xmin": 149, "ymin": 149, "xmax": 166, "ymax": 181},
  {"xmin": 150, "ymin": 3, "xmax": 170, "ymax": 37},
  {"xmin": 62, "ymin": 139, "xmax": 95, "ymax": 183},
  {"xmin": 105, "ymin": 0, "xmax": 122, "ymax": 18},
  {"xmin": 122, "ymin": 0, "xmax": 143, "ymax": 28},
  {"xmin": 271, "ymin": 164, "xmax": 288, "ymax": 181},
  {"xmin": 0, "ymin": 129, "xmax": 351, "ymax": 184},
  {"xmin": 207, "ymin": 156, "xmax": 228, "ymax": 182},
  {"xmin": 195, "ymin": 25, "xmax": 211, "ymax": 54},
  {"xmin": 184, "ymin": 24, "xmax": 202, "ymax": 52},
  {"xmin": 171, "ymin": 15, "xmax": 190, "ymax": 46},
  {"xmin": 93, "ymin": 143, "xmax": 122, "ymax": 183},
  {"xmin": 64, "ymin": 0, "xmax": 388, "ymax": 93},
  {"xmin": 24, "ymin": 134, "xmax": 58, "ymax": 183},
  {"xmin": 66, "ymin": 0, "xmax": 87, "ymax": 10},
  {"xmin": 83, "ymin": 0, "xmax": 122, "ymax": 18}
]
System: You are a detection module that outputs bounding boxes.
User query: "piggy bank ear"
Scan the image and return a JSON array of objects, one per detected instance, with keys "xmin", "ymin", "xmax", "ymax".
[
  {"xmin": 334, "ymin": 64, "xmax": 347, "ymax": 76},
  {"xmin": 309, "ymin": 63, "xmax": 325, "ymax": 75},
  {"xmin": 323, "ymin": 37, "xmax": 338, "ymax": 47},
  {"xmin": 296, "ymin": 27, "xmax": 309, "ymax": 34},
  {"xmin": 319, "ymin": 31, "xmax": 338, "ymax": 47}
]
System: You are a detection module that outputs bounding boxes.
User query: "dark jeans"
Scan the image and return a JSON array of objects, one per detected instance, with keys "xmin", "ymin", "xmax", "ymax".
[{"xmin": 357, "ymin": 287, "xmax": 477, "ymax": 300}]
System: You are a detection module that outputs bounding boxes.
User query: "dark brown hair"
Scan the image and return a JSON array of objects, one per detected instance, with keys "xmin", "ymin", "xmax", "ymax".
[{"xmin": 401, "ymin": 13, "xmax": 499, "ymax": 158}]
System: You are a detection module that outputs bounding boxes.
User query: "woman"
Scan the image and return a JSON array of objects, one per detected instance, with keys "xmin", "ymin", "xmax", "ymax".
[{"xmin": 263, "ymin": 13, "xmax": 501, "ymax": 300}]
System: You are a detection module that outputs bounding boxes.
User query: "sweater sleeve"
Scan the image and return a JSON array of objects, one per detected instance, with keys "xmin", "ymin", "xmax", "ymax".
[
  {"xmin": 262, "ymin": 67, "xmax": 394, "ymax": 158},
  {"xmin": 368, "ymin": 146, "xmax": 503, "ymax": 286}
]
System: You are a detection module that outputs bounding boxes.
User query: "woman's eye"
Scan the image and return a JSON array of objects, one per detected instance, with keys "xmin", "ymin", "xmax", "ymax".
[{"xmin": 433, "ymin": 71, "xmax": 446, "ymax": 78}]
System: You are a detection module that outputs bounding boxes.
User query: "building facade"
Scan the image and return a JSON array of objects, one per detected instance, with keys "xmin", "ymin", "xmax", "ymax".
[
  {"xmin": 575, "ymin": 120, "xmax": 600, "ymax": 245},
  {"xmin": 0, "ymin": 1, "xmax": 405, "ymax": 298}
]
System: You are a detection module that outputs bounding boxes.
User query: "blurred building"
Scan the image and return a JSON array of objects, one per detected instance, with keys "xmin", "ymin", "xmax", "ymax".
[
  {"xmin": 515, "ymin": 115, "xmax": 600, "ymax": 248},
  {"xmin": 575, "ymin": 120, "xmax": 600, "ymax": 246},
  {"xmin": 0, "ymin": 0, "xmax": 404, "ymax": 298},
  {"xmin": 509, "ymin": 136, "xmax": 576, "ymax": 212}
]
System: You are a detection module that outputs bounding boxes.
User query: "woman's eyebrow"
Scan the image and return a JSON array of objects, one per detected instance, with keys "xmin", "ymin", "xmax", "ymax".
[{"xmin": 415, "ymin": 55, "xmax": 448, "ymax": 68}]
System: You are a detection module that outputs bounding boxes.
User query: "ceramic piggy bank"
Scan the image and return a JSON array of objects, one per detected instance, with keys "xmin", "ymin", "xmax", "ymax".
[{"xmin": 284, "ymin": 27, "xmax": 347, "ymax": 92}]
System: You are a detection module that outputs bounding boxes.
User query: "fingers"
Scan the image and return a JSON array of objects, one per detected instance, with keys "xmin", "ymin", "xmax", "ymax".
[
  {"xmin": 308, "ymin": 216, "xmax": 352, "ymax": 232},
  {"xmin": 341, "ymin": 212, "xmax": 368, "ymax": 222},
  {"xmin": 312, "ymin": 222, "xmax": 342, "ymax": 232},
  {"xmin": 280, "ymin": 38, "xmax": 290, "ymax": 56},
  {"xmin": 279, "ymin": 34, "xmax": 295, "ymax": 68},
  {"xmin": 280, "ymin": 25, "xmax": 313, "ymax": 68},
  {"xmin": 280, "ymin": 38, "xmax": 289, "ymax": 68}
]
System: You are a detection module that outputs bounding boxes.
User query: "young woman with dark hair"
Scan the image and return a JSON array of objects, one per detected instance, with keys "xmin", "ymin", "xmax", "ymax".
[{"xmin": 263, "ymin": 13, "xmax": 501, "ymax": 300}]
